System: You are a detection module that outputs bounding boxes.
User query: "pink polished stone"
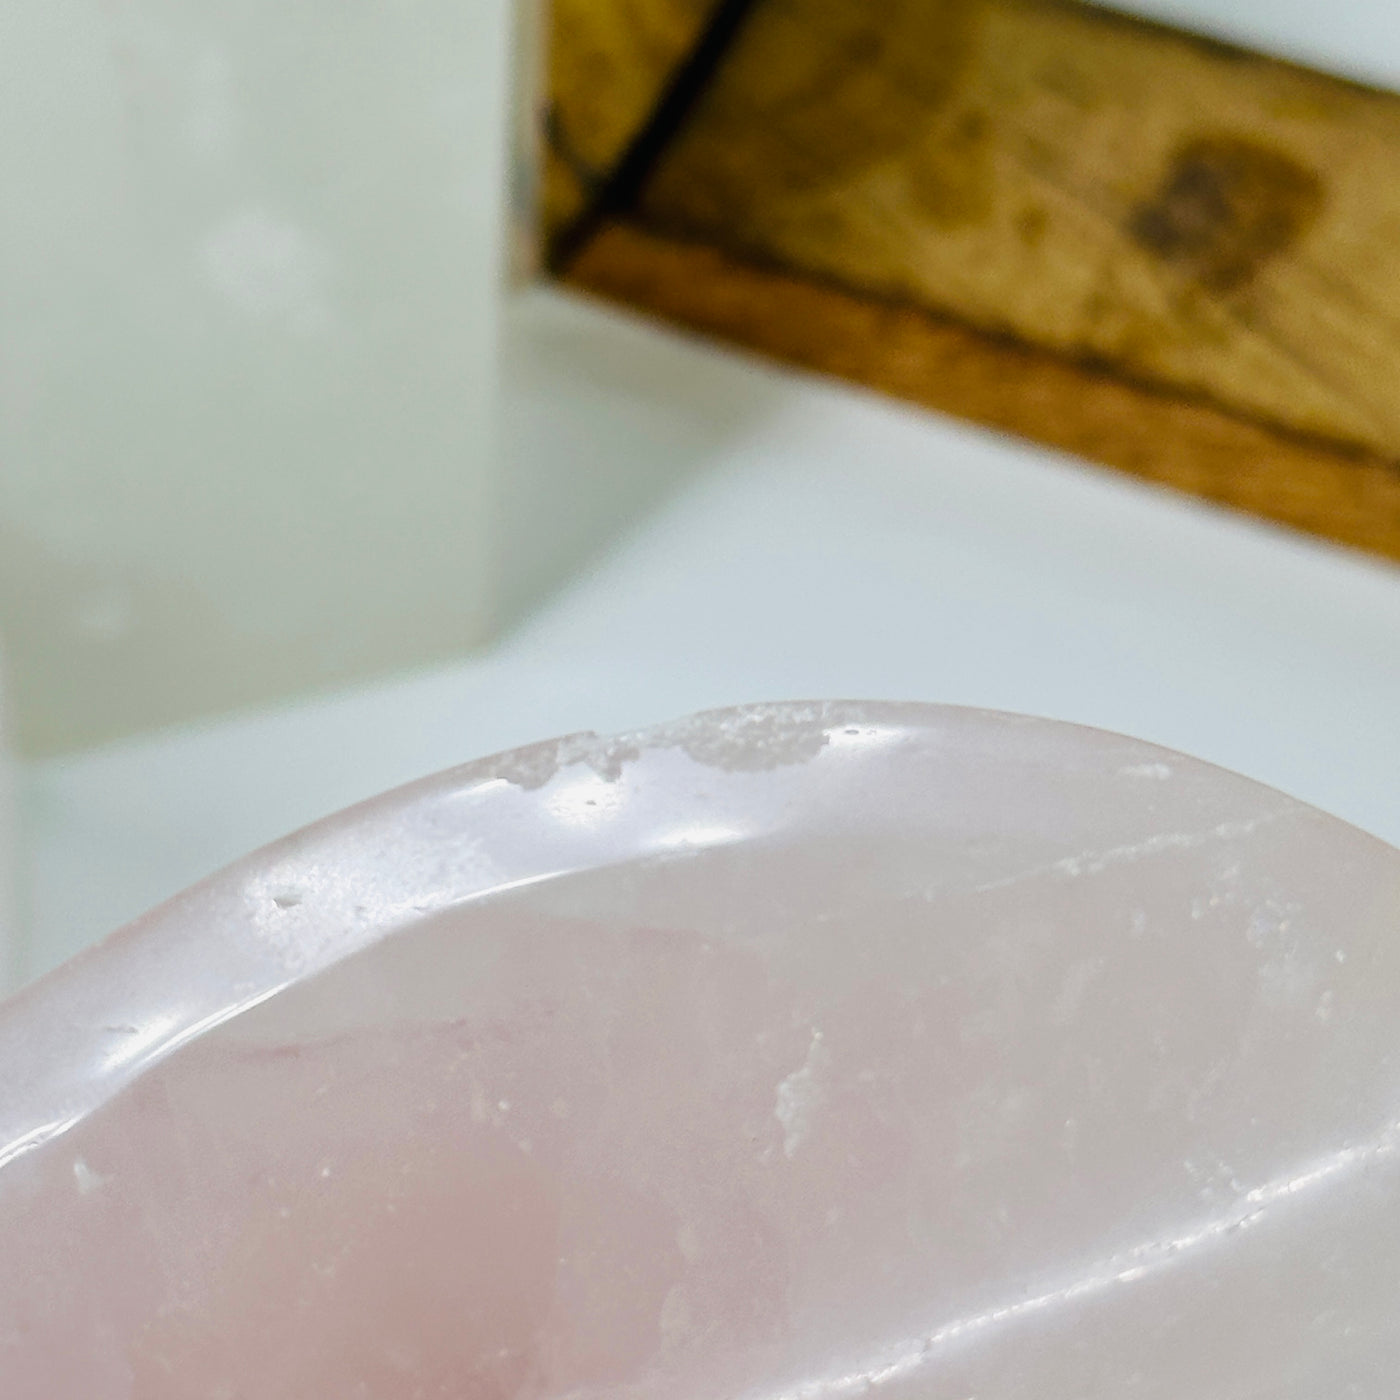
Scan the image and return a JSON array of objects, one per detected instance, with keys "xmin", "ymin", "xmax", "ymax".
[{"xmin": 2, "ymin": 703, "xmax": 1399, "ymax": 1398}]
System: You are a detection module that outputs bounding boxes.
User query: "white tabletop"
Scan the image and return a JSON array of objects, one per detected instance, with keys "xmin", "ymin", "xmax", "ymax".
[{"xmin": 17, "ymin": 288, "xmax": 1400, "ymax": 983}]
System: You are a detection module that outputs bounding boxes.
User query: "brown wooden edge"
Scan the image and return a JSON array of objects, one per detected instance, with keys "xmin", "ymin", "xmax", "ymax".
[{"xmin": 566, "ymin": 219, "xmax": 1400, "ymax": 565}]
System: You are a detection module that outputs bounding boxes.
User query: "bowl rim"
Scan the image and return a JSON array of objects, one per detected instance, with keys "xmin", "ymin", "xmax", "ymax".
[{"xmin": 0, "ymin": 698, "xmax": 1380, "ymax": 1176}]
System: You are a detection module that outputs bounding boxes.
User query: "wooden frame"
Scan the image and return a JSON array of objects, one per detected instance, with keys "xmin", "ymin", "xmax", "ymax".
[{"xmin": 542, "ymin": 0, "xmax": 1400, "ymax": 563}]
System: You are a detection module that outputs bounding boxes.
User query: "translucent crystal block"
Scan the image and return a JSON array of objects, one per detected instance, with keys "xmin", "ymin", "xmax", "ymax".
[{"xmin": 2, "ymin": 702, "xmax": 1398, "ymax": 1398}]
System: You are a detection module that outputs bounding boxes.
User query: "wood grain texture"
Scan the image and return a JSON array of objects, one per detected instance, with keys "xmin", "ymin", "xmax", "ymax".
[
  {"xmin": 547, "ymin": 0, "xmax": 1400, "ymax": 463},
  {"xmin": 568, "ymin": 220, "xmax": 1400, "ymax": 563},
  {"xmin": 635, "ymin": 0, "xmax": 1400, "ymax": 460},
  {"xmin": 544, "ymin": 0, "xmax": 1400, "ymax": 558}
]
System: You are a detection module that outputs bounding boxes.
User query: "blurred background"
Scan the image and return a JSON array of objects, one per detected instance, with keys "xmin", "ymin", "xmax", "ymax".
[{"xmin": 2, "ymin": 0, "xmax": 1398, "ymax": 989}]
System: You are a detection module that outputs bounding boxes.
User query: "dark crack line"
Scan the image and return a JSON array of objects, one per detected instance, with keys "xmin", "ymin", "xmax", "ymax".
[{"xmin": 546, "ymin": 0, "xmax": 767, "ymax": 275}]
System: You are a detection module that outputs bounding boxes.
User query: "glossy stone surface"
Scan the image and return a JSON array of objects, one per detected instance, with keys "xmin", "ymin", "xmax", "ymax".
[{"xmin": 2, "ymin": 702, "xmax": 1398, "ymax": 1398}]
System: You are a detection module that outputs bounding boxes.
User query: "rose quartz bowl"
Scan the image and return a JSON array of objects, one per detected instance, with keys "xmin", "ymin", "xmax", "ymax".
[{"xmin": 2, "ymin": 702, "xmax": 1399, "ymax": 1399}]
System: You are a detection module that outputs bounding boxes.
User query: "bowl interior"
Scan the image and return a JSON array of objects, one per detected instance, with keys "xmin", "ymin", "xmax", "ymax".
[{"xmin": 2, "ymin": 703, "xmax": 1398, "ymax": 1398}]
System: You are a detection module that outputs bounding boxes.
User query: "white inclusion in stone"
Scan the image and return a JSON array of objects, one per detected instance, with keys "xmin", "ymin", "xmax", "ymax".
[
  {"xmin": 776, "ymin": 1029, "xmax": 830, "ymax": 1159},
  {"xmin": 73, "ymin": 1158, "xmax": 107, "ymax": 1195}
]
